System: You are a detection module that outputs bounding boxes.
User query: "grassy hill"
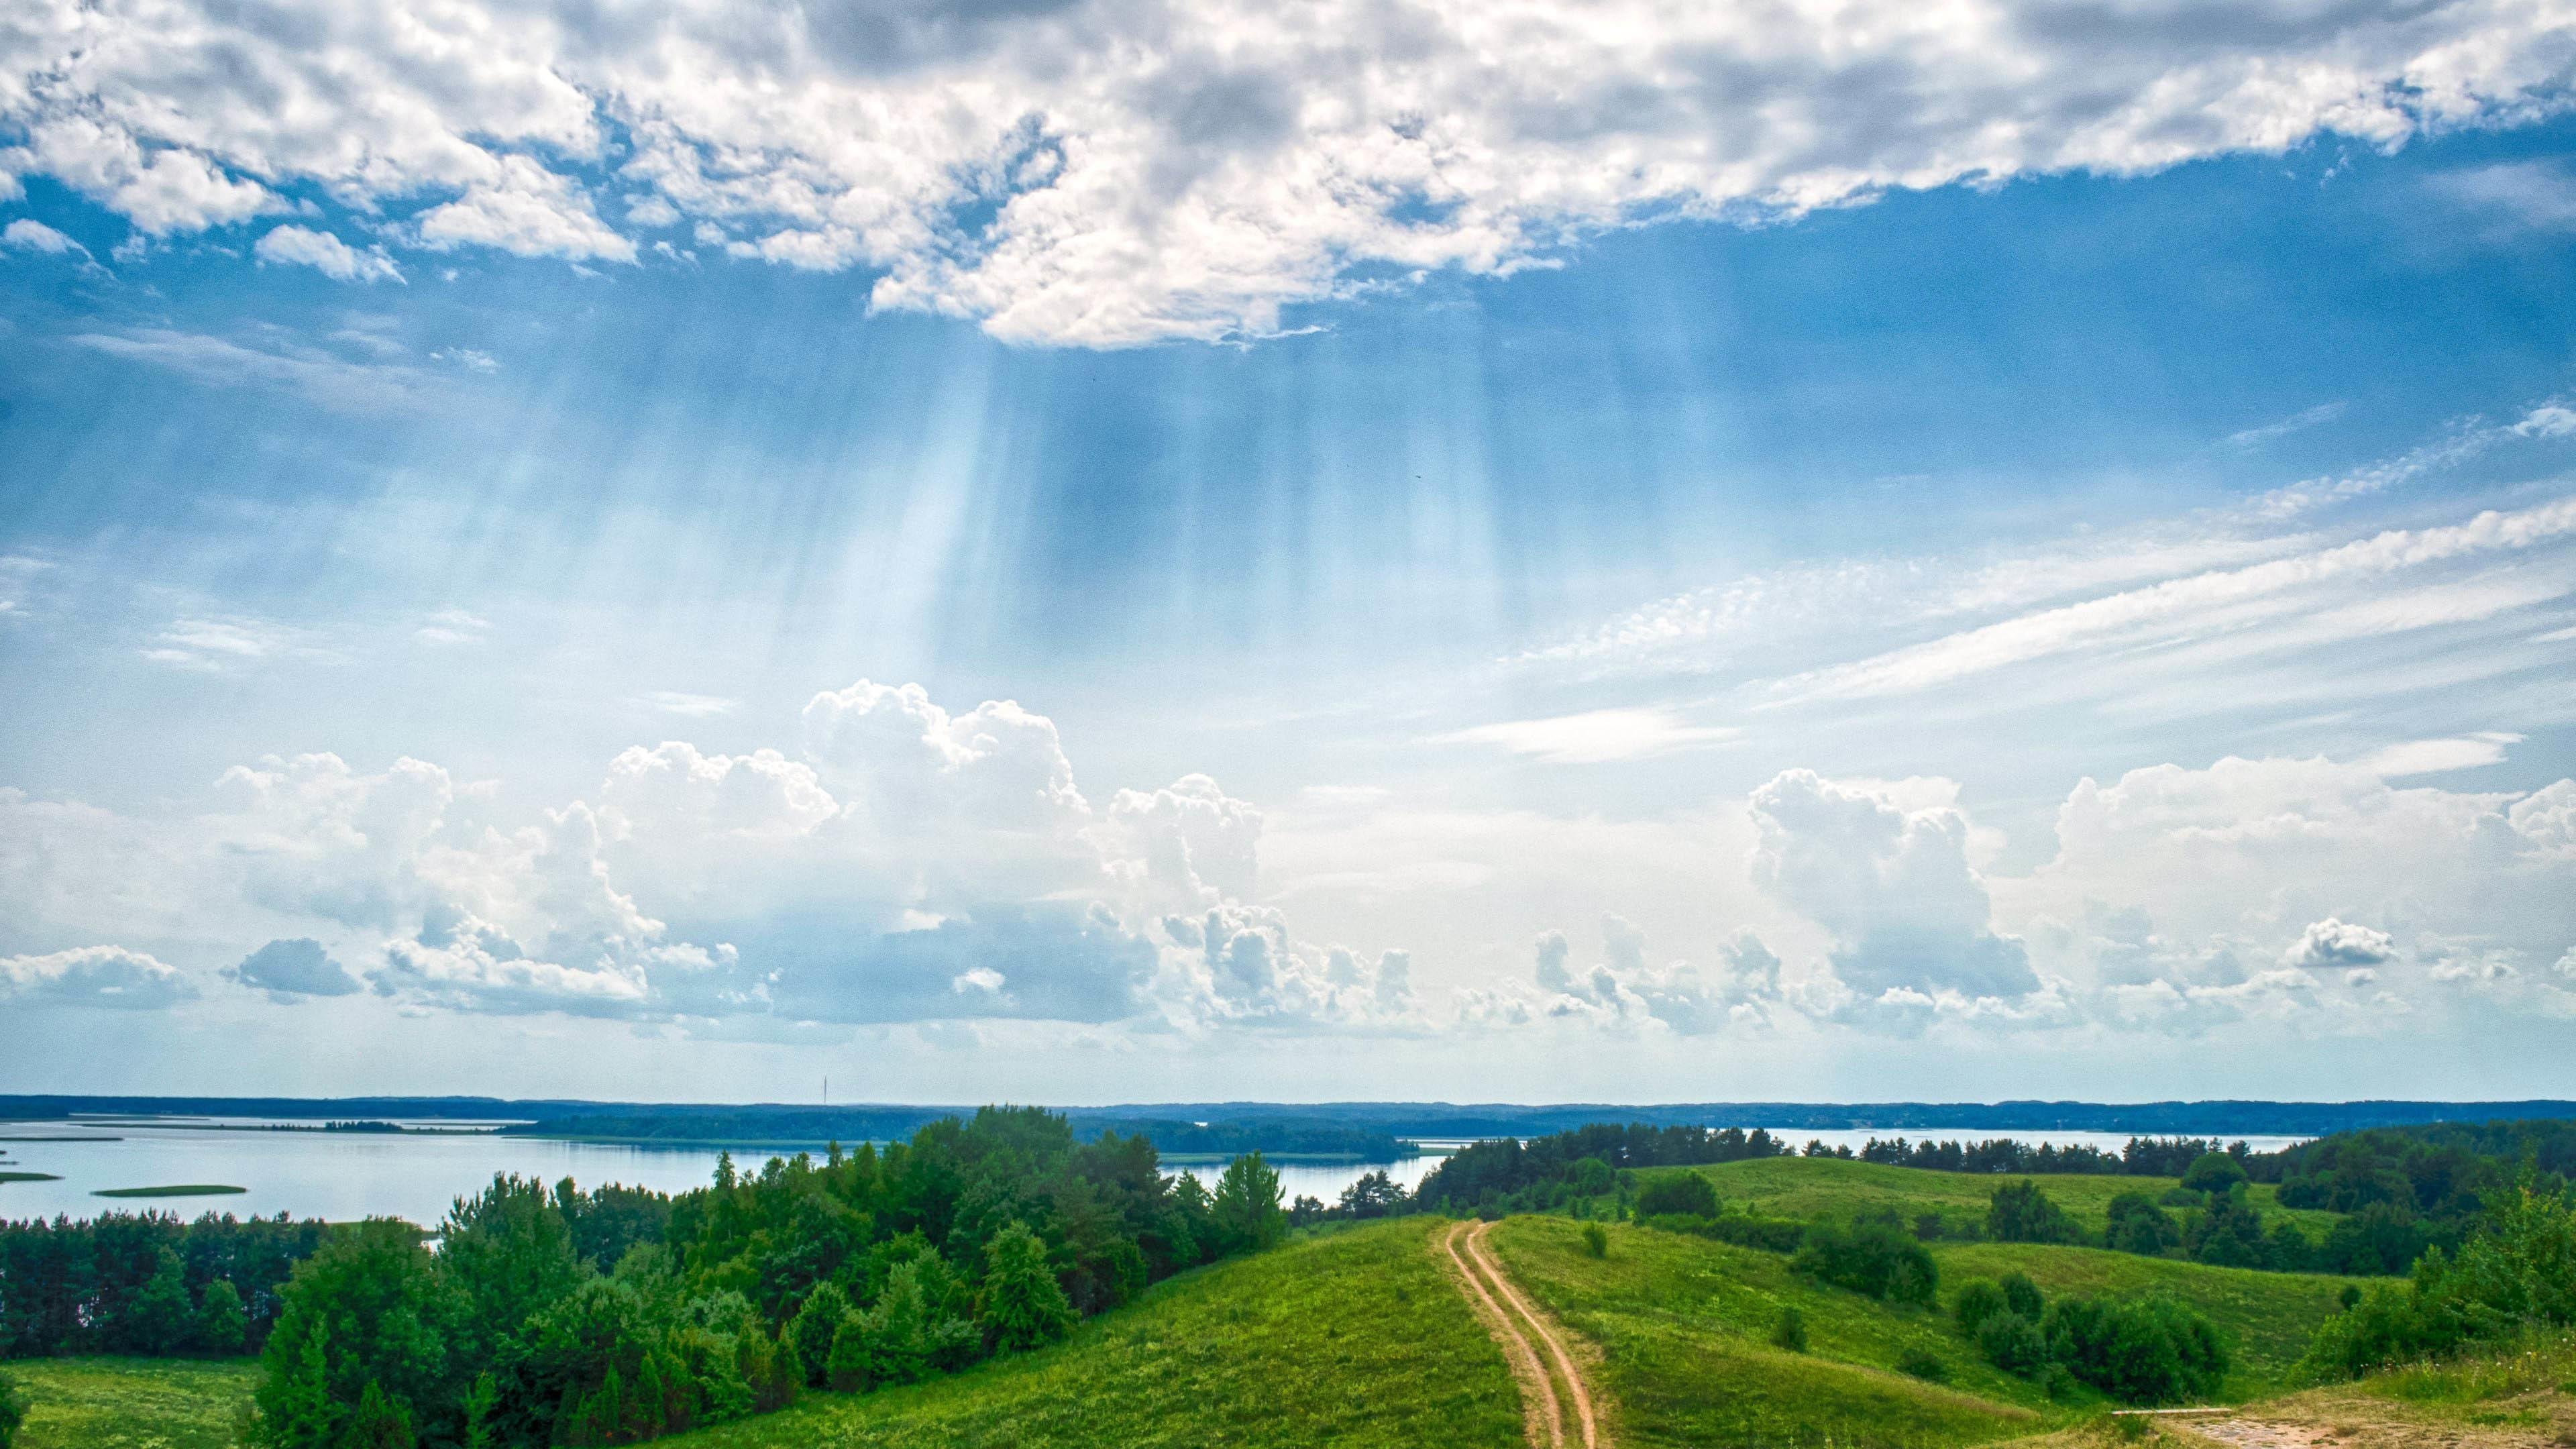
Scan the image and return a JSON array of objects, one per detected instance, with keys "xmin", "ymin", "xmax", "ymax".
[
  {"xmin": 665, "ymin": 1215, "xmax": 1521, "ymax": 1448},
  {"xmin": 1670, "ymin": 1156, "xmax": 2339, "ymax": 1237},
  {"xmin": 1479, "ymin": 1213, "xmax": 2366, "ymax": 1449}
]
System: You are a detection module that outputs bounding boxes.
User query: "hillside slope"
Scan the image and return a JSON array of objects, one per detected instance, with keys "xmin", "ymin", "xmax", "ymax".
[{"xmin": 663, "ymin": 1215, "xmax": 1522, "ymax": 1449}]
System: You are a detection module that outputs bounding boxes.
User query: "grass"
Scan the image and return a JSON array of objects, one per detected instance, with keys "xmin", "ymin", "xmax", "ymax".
[
  {"xmin": 0, "ymin": 1171, "xmax": 63, "ymax": 1183},
  {"xmin": 1676, "ymin": 1157, "xmax": 2336, "ymax": 1238},
  {"xmin": 660, "ymin": 1216, "xmax": 1522, "ymax": 1448},
  {"xmin": 91, "ymin": 1184, "xmax": 247, "ymax": 1198},
  {"xmin": 1, "ymin": 1356, "xmax": 259, "ymax": 1449},
  {"xmin": 1486, "ymin": 1214, "xmax": 2050, "ymax": 1449}
]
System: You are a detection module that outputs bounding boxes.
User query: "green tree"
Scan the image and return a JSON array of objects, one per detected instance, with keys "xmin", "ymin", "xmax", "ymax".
[
  {"xmin": 1580, "ymin": 1223, "xmax": 1609, "ymax": 1258},
  {"xmin": 2182, "ymin": 1152, "xmax": 2250, "ymax": 1197},
  {"xmin": 826, "ymin": 1313, "xmax": 870, "ymax": 1392},
  {"xmin": 789, "ymin": 1280, "xmax": 854, "ymax": 1386},
  {"xmin": 343, "ymin": 1381, "xmax": 416, "ymax": 1449},
  {"xmin": 2187, "ymin": 1191, "xmax": 2269, "ymax": 1268},
  {"xmin": 2000, "ymin": 1272, "xmax": 2044, "ymax": 1321},
  {"xmin": 979, "ymin": 1220, "xmax": 1075, "ymax": 1352},
  {"xmin": 1987, "ymin": 1181, "xmax": 2082, "ymax": 1244},
  {"xmin": 197, "ymin": 1277, "xmax": 250, "ymax": 1356},
  {"xmin": 1635, "ymin": 1173, "xmax": 1720, "ymax": 1218},
  {"xmin": 439, "ymin": 1173, "xmax": 588, "ymax": 1365},
  {"xmin": 246, "ymin": 1220, "xmax": 457, "ymax": 1449},
  {"xmin": 1210, "ymin": 1153, "xmax": 1286, "ymax": 1254},
  {"xmin": 124, "ymin": 1246, "xmax": 195, "ymax": 1355},
  {"xmin": 2107, "ymin": 1191, "xmax": 2182, "ymax": 1256}
]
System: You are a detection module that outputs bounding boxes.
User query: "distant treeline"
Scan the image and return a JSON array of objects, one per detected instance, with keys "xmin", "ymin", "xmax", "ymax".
[
  {"xmin": 1835, "ymin": 1135, "xmax": 2245, "ymax": 1178},
  {"xmin": 0, "ymin": 1212, "xmax": 329, "ymax": 1358},
  {"xmin": 498, "ymin": 1113, "xmax": 1415, "ymax": 1160},
  {"xmin": 1411, "ymin": 1124, "xmax": 1794, "ymax": 1213},
  {"xmin": 12, "ymin": 1095, "xmax": 2576, "ymax": 1140}
]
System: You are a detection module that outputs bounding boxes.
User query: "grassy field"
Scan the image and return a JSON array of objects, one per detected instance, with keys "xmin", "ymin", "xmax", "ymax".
[
  {"xmin": 662, "ymin": 1215, "xmax": 1522, "ymax": 1448},
  {"xmin": 2, "ymin": 1356, "xmax": 258, "ymax": 1449},
  {"xmin": 1675, "ymin": 1157, "xmax": 2339, "ymax": 1237}
]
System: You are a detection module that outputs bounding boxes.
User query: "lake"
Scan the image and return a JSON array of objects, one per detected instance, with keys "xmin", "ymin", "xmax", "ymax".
[{"xmin": 0, "ymin": 1121, "xmax": 2306, "ymax": 1226}]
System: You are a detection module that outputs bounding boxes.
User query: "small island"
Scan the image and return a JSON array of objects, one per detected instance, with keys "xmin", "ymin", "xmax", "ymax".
[{"xmin": 92, "ymin": 1183, "xmax": 248, "ymax": 1198}]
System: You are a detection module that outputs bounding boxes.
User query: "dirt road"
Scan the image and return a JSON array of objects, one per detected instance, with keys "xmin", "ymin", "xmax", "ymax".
[{"xmin": 1440, "ymin": 1220, "xmax": 1609, "ymax": 1449}]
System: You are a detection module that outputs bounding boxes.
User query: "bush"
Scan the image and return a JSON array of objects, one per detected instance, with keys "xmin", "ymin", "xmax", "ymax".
[
  {"xmin": 1896, "ymin": 1346, "xmax": 1951, "ymax": 1383},
  {"xmin": 826, "ymin": 1313, "xmax": 869, "ymax": 1392},
  {"xmin": 1635, "ymin": 1173, "xmax": 1720, "ymax": 1219},
  {"xmin": 1977, "ymin": 1310, "xmax": 2049, "ymax": 1375},
  {"xmin": 2000, "ymin": 1272, "xmax": 2044, "ymax": 1321},
  {"xmin": 790, "ymin": 1281, "xmax": 855, "ymax": 1386},
  {"xmin": 1581, "ymin": 1224, "xmax": 1609, "ymax": 1258},
  {"xmin": 197, "ymin": 1278, "xmax": 250, "ymax": 1356},
  {"xmin": 2044, "ymin": 1296, "xmax": 2229, "ymax": 1405},
  {"xmin": 979, "ymin": 1221, "xmax": 1075, "ymax": 1352},
  {"xmin": 1988, "ymin": 1181, "xmax": 2083, "ymax": 1244},
  {"xmin": 1771, "ymin": 1307, "xmax": 1809, "ymax": 1353},
  {"xmin": 1953, "ymin": 1280, "xmax": 2008, "ymax": 1336},
  {"xmin": 2107, "ymin": 1191, "xmax": 2182, "ymax": 1256},
  {"xmin": 1794, "ymin": 1222, "xmax": 1939, "ymax": 1305},
  {"xmin": 2298, "ymin": 1184, "xmax": 2576, "ymax": 1381}
]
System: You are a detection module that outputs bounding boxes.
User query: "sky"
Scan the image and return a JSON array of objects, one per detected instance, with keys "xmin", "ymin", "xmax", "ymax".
[{"xmin": 3, "ymin": 0, "xmax": 2575, "ymax": 1106}]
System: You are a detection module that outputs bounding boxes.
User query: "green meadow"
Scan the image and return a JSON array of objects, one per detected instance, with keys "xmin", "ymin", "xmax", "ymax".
[
  {"xmin": 4, "ymin": 1356, "xmax": 258, "ymax": 1449},
  {"xmin": 1668, "ymin": 1155, "xmax": 2338, "ymax": 1237}
]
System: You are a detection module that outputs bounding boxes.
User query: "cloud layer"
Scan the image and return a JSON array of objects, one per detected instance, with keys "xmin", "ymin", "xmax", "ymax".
[{"xmin": 5, "ymin": 0, "xmax": 2572, "ymax": 343}]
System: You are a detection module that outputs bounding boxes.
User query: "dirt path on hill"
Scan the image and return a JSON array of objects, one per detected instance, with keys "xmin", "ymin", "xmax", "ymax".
[{"xmin": 1439, "ymin": 1220, "xmax": 1610, "ymax": 1449}]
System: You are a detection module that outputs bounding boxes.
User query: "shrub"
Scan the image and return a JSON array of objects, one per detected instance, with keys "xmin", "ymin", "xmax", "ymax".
[
  {"xmin": 1771, "ymin": 1307, "xmax": 1809, "ymax": 1353},
  {"xmin": 197, "ymin": 1278, "xmax": 250, "ymax": 1356},
  {"xmin": 1896, "ymin": 1346, "xmax": 1951, "ymax": 1383},
  {"xmin": 2108, "ymin": 1191, "xmax": 2182, "ymax": 1256},
  {"xmin": 826, "ymin": 1313, "xmax": 869, "ymax": 1392},
  {"xmin": 1635, "ymin": 1173, "xmax": 1720, "ymax": 1219},
  {"xmin": 1988, "ymin": 1181, "xmax": 2083, "ymax": 1244},
  {"xmin": 2001, "ymin": 1272, "xmax": 2044, "ymax": 1321},
  {"xmin": 1954, "ymin": 1280, "xmax": 2008, "ymax": 1336},
  {"xmin": 2298, "ymin": 1183, "xmax": 2576, "ymax": 1381},
  {"xmin": 2044, "ymin": 1296, "xmax": 2229, "ymax": 1405},
  {"xmin": 1795, "ymin": 1222, "xmax": 1939, "ymax": 1305},
  {"xmin": 1581, "ymin": 1224, "xmax": 1609, "ymax": 1258},
  {"xmin": 979, "ymin": 1221, "xmax": 1075, "ymax": 1352},
  {"xmin": 1976, "ymin": 1311, "xmax": 2050, "ymax": 1376}
]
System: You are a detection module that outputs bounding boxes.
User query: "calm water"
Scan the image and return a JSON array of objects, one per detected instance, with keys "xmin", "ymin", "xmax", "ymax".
[{"xmin": 0, "ymin": 1122, "xmax": 2302, "ymax": 1227}]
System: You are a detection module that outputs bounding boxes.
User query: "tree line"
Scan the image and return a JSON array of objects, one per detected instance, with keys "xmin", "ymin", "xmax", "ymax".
[{"xmin": 0, "ymin": 1211, "xmax": 328, "ymax": 1358}]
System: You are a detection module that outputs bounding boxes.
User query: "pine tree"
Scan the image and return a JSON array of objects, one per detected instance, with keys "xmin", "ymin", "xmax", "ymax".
[
  {"xmin": 826, "ymin": 1313, "xmax": 870, "ymax": 1392},
  {"xmin": 196, "ymin": 1278, "xmax": 250, "ymax": 1356},
  {"xmin": 977, "ymin": 1222, "xmax": 1073, "ymax": 1352},
  {"xmin": 124, "ymin": 1246, "xmax": 195, "ymax": 1355},
  {"xmin": 254, "ymin": 1319, "xmax": 337, "ymax": 1449},
  {"xmin": 341, "ymin": 1382, "xmax": 415, "ymax": 1449},
  {"xmin": 788, "ymin": 1281, "xmax": 853, "ymax": 1385},
  {"xmin": 460, "ymin": 1373, "xmax": 498, "ymax": 1449}
]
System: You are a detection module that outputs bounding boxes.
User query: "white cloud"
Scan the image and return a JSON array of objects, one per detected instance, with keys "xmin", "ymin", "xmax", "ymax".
[
  {"xmin": 2361, "ymin": 733, "xmax": 2523, "ymax": 777},
  {"xmin": 140, "ymin": 615, "xmax": 323, "ymax": 672},
  {"xmin": 2432, "ymin": 160, "xmax": 2576, "ymax": 236},
  {"xmin": 2225, "ymin": 401, "xmax": 2347, "ymax": 449},
  {"xmin": 72, "ymin": 329, "xmax": 435, "ymax": 412},
  {"xmin": 2, "ymin": 217, "xmax": 90, "ymax": 260},
  {"xmin": 635, "ymin": 690, "xmax": 737, "ymax": 717},
  {"xmin": 4, "ymin": 0, "xmax": 2572, "ymax": 343},
  {"xmin": 1770, "ymin": 494, "xmax": 2576, "ymax": 704},
  {"xmin": 225, "ymin": 936, "xmax": 363, "ymax": 1000},
  {"xmin": 429, "ymin": 347, "xmax": 498, "ymax": 373},
  {"xmin": 253, "ymin": 225, "xmax": 403, "ymax": 283},
  {"xmin": 0, "ymin": 945, "xmax": 195, "ymax": 1010},
  {"xmin": 1435, "ymin": 706, "xmax": 1737, "ymax": 763},
  {"xmin": 413, "ymin": 608, "xmax": 488, "ymax": 646},
  {"xmin": 2282, "ymin": 918, "xmax": 2396, "ymax": 971}
]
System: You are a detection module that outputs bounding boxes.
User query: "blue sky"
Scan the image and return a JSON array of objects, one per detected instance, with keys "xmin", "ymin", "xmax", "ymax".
[{"xmin": 3, "ymin": 0, "xmax": 2575, "ymax": 1103}]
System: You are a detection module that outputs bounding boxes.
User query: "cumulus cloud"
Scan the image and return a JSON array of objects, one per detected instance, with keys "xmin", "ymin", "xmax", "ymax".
[
  {"xmin": 1435, "ymin": 708, "xmax": 1736, "ymax": 763},
  {"xmin": 0, "ymin": 945, "xmax": 194, "ymax": 1009},
  {"xmin": 225, "ymin": 936, "xmax": 364, "ymax": 1000},
  {"xmin": 1509, "ymin": 916, "xmax": 1778, "ymax": 1034},
  {"xmin": 254, "ymin": 225, "xmax": 405, "ymax": 283},
  {"xmin": 2283, "ymin": 918, "xmax": 2396, "ymax": 971},
  {"xmin": 5, "ymin": 0, "xmax": 2573, "ymax": 343},
  {"xmin": 1749, "ymin": 769, "xmax": 2040, "ymax": 1017}
]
